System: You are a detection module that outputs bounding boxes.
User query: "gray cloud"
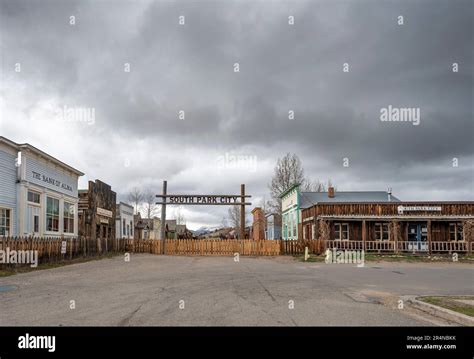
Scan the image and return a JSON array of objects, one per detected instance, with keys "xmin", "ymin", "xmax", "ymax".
[{"xmin": 1, "ymin": 0, "xmax": 472, "ymax": 229}]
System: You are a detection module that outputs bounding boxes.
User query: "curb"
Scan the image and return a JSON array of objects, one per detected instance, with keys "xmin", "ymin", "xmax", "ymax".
[{"xmin": 402, "ymin": 295, "xmax": 474, "ymax": 326}]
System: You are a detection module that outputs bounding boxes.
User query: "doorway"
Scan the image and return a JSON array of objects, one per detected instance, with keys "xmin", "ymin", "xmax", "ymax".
[
  {"xmin": 407, "ymin": 223, "xmax": 428, "ymax": 252},
  {"xmin": 27, "ymin": 206, "xmax": 40, "ymax": 236}
]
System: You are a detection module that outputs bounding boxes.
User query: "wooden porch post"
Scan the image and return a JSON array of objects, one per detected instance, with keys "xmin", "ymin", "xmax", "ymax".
[
  {"xmin": 465, "ymin": 220, "xmax": 472, "ymax": 254},
  {"xmin": 427, "ymin": 220, "xmax": 432, "ymax": 255},
  {"xmin": 392, "ymin": 220, "xmax": 399, "ymax": 254},
  {"xmin": 362, "ymin": 220, "xmax": 367, "ymax": 251}
]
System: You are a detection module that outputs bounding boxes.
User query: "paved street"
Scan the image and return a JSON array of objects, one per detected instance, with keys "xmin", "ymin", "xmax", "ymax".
[{"xmin": 0, "ymin": 255, "xmax": 472, "ymax": 326}]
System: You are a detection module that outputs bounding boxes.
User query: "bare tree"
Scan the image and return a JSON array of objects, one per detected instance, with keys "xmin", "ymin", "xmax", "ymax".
[
  {"xmin": 174, "ymin": 206, "xmax": 186, "ymax": 225},
  {"xmin": 227, "ymin": 206, "xmax": 248, "ymax": 238},
  {"xmin": 221, "ymin": 216, "xmax": 228, "ymax": 228},
  {"xmin": 143, "ymin": 189, "xmax": 158, "ymax": 219},
  {"xmin": 267, "ymin": 153, "xmax": 307, "ymax": 213},
  {"xmin": 303, "ymin": 179, "xmax": 336, "ymax": 192},
  {"xmin": 128, "ymin": 187, "xmax": 143, "ymax": 215},
  {"xmin": 268, "ymin": 153, "xmax": 337, "ymax": 213}
]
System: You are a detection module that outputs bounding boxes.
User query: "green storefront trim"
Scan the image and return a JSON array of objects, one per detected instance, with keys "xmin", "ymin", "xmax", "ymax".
[{"xmin": 280, "ymin": 183, "xmax": 300, "ymax": 240}]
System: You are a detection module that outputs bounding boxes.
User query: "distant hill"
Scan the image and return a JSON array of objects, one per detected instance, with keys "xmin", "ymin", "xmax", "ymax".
[{"xmin": 192, "ymin": 226, "xmax": 220, "ymax": 236}]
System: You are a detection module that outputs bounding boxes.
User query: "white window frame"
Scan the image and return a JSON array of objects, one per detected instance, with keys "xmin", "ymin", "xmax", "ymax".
[
  {"xmin": 334, "ymin": 223, "xmax": 349, "ymax": 241},
  {"xmin": 45, "ymin": 196, "xmax": 60, "ymax": 233},
  {"xmin": 0, "ymin": 207, "xmax": 12, "ymax": 237},
  {"xmin": 63, "ymin": 202, "xmax": 75, "ymax": 234},
  {"xmin": 375, "ymin": 222, "xmax": 390, "ymax": 241},
  {"xmin": 449, "ymin": 223, "xmax": 463, "ymax": 242},
  {"xmin": 27, "ymin": 190, "xmax": 41, "ymax": 205}
]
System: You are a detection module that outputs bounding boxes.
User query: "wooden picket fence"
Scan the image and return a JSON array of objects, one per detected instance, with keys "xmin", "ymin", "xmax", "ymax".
[
  {"xmin": 163, "ymin": 239, "xmax": 281, "ymax": 256},
  {"xmin": 0, "ymin": 237, "xmax": 286, "ymax": 268},
  {"xmin": 3, "ymin": 237, "xmax": 467, "ymax": 269},
  {"xmin": 281, "ymin": 240, "xmax": 324, "ymax": 255},
  {"xmin": 0, "ymin": 236, "xmax": 136, "ymax": 269}
]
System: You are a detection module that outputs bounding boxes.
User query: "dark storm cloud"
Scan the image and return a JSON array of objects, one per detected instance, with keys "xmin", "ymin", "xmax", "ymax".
[{"xmin": 1, "ymin": 0, "xmax": 473, "ymax": 227}]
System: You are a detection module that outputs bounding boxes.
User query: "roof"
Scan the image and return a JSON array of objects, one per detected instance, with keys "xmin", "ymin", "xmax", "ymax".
[
  {"xmin": 166, "ymin": 220, "xmax": 177, "ymax": 231},
  {"xmin": 265, "ymin": 212, "xmax": 281, "ymax": 219},
  {"xmin": 278, "ymin": 183, "xmax": 301, "ymax": 199},
  {"xmin": 117, "ymin": 201, "xmax": 134, "ymax": 209},
  {"xmin": 299, "ymin": 191, "xmax": 401, "ymax": 209},
  {"xmin": 0, "ymin": 136, "xmax": 84, "ymax": 176}
]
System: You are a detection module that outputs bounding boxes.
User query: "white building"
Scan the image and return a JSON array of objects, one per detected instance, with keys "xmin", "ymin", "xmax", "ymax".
[
  {"xmin": 0, "ymin": 136, "xmax": 84, "ymax": 237},
  {"xmin": 116, "ymin": 202, "xmax": 134, "ymax": 239}
]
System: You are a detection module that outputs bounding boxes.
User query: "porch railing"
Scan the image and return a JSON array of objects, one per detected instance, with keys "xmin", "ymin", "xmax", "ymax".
[{"xmin": 323, "ymin": 240, "xmax": 471, "ymax": 253}]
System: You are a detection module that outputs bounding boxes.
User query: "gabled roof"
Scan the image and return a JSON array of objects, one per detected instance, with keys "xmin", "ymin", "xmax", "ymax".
[
  {"xmin": 278, "ymin": 183, "xmax": 301, "ymax": 199},
  {"xmin": 0, "ymin": 136, "xmax": 84, "ymax": 176},
  {"xmin": 299, "ymin": 191, "xmax": 401, "ymax": 209}
]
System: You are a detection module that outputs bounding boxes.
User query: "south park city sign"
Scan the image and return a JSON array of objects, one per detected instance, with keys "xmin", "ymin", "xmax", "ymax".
[
  {"xmin": 156, "ymin": 182, "xmax": 251, "ymax": 251},
  {"xmin": 164, "ymin": 195, "xmax": 250, "ymax": 205}
]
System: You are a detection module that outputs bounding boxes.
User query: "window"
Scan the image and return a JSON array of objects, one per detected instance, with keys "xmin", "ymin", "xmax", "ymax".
[
  {"xmin": 334, "ymin": 223, "xmax": 349, "ymax": 240},
  {"xmin": 292, "ymin": 212, "xmax": 297, "ymax": 239},
  {"xmin": 27, "ymin": 191, "xmax": 41, "ymax": 204},
  {"xmin": 63, "ymin": 202, "xmax": 74, "ymax": 234},
  {"xmin": 127, "ymin": 224, "xmax": 130, "ymax": 237},
  {"xmin": 46, "ymin": 197, "xmax": 60, "ymax": 232},
  {"xmin": 130, "ymin": 221, "xmax": 133, "ymax": 236},
  {"xmin": 28, "ymin": 206, "xmax": 40, "ymax": 234},
  {"xmin": 450, "ymin": 223, "xmax": 463, "ymax": 241},
  {"xmin": 0, "ymin": 208, "xmax": 11, "ymax": 236},
  {"xmin": 34, "ymin": 215, "xmax": 39, "ymax": 233},
  {"xmin": 123, "ymin": 219, "xmax": 126, "ymax": 236},
  {"xmin": 375, "ymin": 223, "xmax": 389, "ymax": 241}
]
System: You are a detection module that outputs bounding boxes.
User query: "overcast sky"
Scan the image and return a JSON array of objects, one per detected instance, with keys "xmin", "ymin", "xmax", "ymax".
[{"xmin": 1, "ymin": 0, "xmax": 472, "ymax": 230}]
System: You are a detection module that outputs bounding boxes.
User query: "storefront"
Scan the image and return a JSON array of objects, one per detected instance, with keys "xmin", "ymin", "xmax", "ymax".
[
  {"xmin": 116, "ymin": 202, "xmax": 134, "ymax": 239},
  {"xmin": 0, "ymin": 136, "xmax": 83, "ymax": 237},
  {"xmin": 280, "ymin": 184, "xmax": 301, "ymax": 240},
  {"xmin": 301, "ymin": 202, "xmax": 474, "ymax": 253},
  {"xmin": 78, "ymin": 180, "xmax": 116, "ymax": 240},
  {"xmin": 280, "ymin": 184, "xmax": 400, "ymax": 241},
  {"xmin": 265, "ymin": 213, "xmax": 282, "ymax": 240}
]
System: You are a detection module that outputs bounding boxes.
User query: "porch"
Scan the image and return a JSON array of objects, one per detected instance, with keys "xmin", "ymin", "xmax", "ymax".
[{"xmin": 301, "ymin": 217, "xmax": 474, "ymax": 254}]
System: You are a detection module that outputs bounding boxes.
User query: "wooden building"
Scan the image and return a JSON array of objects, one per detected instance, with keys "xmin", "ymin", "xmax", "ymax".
[
  {"xmin": 0, "ymin": 136, "xmax": 83, "ymax": 237},
  {"xmin": 78, "ymin": 180, "xmax": 116, "ymax": 240},
  {"xmin": 265, "ymin": 213, "xmax": 282, "ymax": 240},
  {"xmin": 301, "ymin": 194, "xmax": 474, "ymax": 253},
  {"xmin": 281, "ymin": 183, "xmax": 400, "ymax": 241}
]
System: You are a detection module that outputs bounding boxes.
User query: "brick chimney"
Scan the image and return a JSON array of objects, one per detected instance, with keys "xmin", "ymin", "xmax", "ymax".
[
  {"xmin": 251, "ymin": 207, "xmax": 265, "ymax": 241},
  {"xmin": 328, "ymin": 186, "xmax": 335, "ymax": 198}
]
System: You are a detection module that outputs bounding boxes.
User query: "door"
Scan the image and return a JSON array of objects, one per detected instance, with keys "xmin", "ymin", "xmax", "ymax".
[
  {"xmin": 408, "ymin": 223, "xmax": 428, "ymax": 252},
  {"xmin": 27, "ymin": 206, "xmax": 40, "ymax": 236}
]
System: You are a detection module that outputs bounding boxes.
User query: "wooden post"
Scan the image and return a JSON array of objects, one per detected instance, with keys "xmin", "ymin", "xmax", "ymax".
[
  {"xmin": 393, "ymin": 221, "xmax": 399, "ymax": 254},
  {"xmin": 160, "ymin": 180, "xmax": 167, "ymax": 254},
  {"xmin": 427, "ymin": 220, "xmax": 432, "ymax": 255},
  {"xmin": 362, "ymin": 220, "xmax": 367, "ymax": 252},
  {"xmin": 240, "ymin": 184, "xmax": 245, "ymax": 240}
]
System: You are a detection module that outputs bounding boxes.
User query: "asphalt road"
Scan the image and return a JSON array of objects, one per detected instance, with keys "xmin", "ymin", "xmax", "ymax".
[{"xmin": 0, "ymin": 255, "xmax": 472, "ymax": 326}]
